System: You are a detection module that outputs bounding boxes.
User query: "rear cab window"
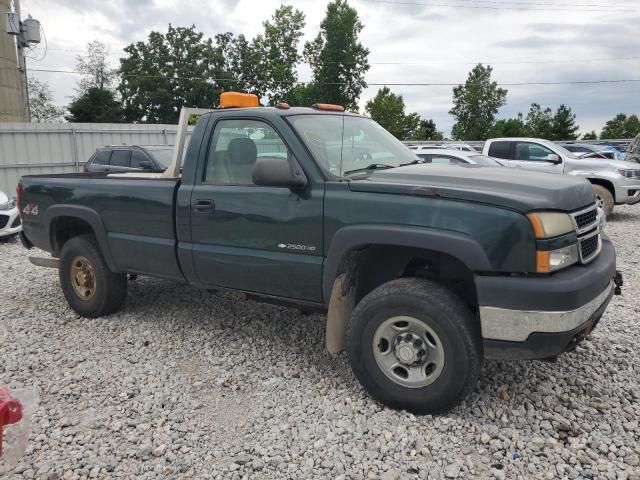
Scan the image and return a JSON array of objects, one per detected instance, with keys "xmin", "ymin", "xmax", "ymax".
[{"xmin": 487, "ymin": 141, "xmax": 512, "ymax": 160}]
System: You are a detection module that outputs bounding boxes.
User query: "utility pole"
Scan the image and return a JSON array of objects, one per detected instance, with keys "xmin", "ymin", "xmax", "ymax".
[
  {"xmin": 14, "ymin": 0, "xmax": 29, "ymax": 120},
  {"xmin": 2, "ymin": 0, "xmax": 40, "ymax": 122}
]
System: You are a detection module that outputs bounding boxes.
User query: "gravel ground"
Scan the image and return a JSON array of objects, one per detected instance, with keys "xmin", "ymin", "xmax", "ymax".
[{"xmin": 1, "ymin": 206, "xmax": 639, "ymax": 480}]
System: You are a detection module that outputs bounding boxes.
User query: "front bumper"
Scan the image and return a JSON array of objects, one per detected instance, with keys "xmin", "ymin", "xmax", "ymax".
[
  {"xmin": 614, "ymin": 182, "xmax": 640, "ymax": 205},
  {"xmin": 0, "ymin": 207, "xmax": 21, "ymax": 237},
  {"xmin": 476, "ymin": 238, "xmax": 617, "ymax": 360}
]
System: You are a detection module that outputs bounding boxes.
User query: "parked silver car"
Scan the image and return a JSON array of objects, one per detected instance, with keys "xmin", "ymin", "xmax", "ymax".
[
  {"xmin": 0, "ymin": 190, "xmax": 21, "ymax": 239},
  {"xmin": 483, "ymin": 137, "xmax": 640, "ymax": 217},
  {"xmin": 412, "ymin": 149, "xmax": 503, "ymax": 167},
  {"xmin": 560, "ymin": 143, "xmax": 625, "ymax": 161}
]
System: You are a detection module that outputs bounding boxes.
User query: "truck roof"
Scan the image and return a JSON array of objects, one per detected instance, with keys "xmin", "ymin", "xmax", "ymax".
[{"xmin": 206, "ymin": 106, "xmax": 362, "ymax": 117}]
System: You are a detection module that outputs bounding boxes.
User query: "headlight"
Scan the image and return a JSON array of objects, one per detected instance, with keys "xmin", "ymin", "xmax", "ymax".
[
  {"xmin": 536, "ymin": 244, "xmax": 580, "ymax": 273},
  {"xmin": 527, "ymin": 211, "xmax": 574, "ymax": 239},
  {"xmin": 0, "ymin": 198, "xmax": 15, "ymax": 211},
  {"xmin": 618, "ymin": 169, "xmax": 640, "ymax": 179}
]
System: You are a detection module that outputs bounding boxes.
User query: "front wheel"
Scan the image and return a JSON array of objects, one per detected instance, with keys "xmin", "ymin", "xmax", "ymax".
[
  {"xmin": 59, "ymin": 234, "xmax": 127, "ymax": 317},
  {"xmin": 347, "ymin": 278, "xmax": 483, "ymax": 414},
  {"xmin": 593, "ymin": 184, "xmax": 614, "ymax": 218}
]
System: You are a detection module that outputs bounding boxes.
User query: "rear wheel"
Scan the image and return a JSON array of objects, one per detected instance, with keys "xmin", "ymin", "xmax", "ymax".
[
  {"xmin": 593, "ymin": 184, "xmax": 614, "ymax": 218},
  {"xmin": 347, "ymin": 278, "xmax": 483, "ymax": 414},
  {"xmin": 59, "ymin": 234, "xmax": 127, "ymax": 317}
]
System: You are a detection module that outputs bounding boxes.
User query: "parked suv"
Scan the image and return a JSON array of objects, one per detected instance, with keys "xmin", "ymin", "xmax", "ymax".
[
  {"xmin": 84, "ymin": 145, "xmax": 174, "ymax": 174},
  {"xmin": 483, "ymin": 137, "xmax": 640, "ymax": 217}
]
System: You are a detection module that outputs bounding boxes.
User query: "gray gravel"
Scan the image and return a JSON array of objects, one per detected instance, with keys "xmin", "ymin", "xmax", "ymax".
[{"xmin": 1, "ymin": 206, "xmax": 639, "ymax": 480}]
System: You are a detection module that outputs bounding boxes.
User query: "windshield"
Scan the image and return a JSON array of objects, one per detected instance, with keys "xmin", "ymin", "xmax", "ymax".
[
  {"xmin": 468, "ymin": 154, "xmax": 502, "ymax": 166},
  {"xmin": 288, "ymin": 114, "xmax": 418, "ymax": 176},
  {"xmin": 145, "ymin": 147, "xmax": 174, "ymax": 168}
]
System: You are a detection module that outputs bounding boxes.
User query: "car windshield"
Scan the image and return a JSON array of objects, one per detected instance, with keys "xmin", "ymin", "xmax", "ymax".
[
  {"xmin": 468, "ymin": 154, "xmax": 502, "ymax": 166},
  {"xmin": 288, "ymin": 114, "xmax": 418, "ymax": 176},
  {"xmin": 145, "ymin": 147, "xmax": 174, "ymax": 168}
]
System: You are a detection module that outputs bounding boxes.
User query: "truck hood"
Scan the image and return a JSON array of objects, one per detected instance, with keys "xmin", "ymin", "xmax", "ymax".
[
  {"xmin": 348, "ymin": 165, "xmax": 595, "ymax": 213},
  {"xmin": 569, "ymin": 157, "xmax": 640, "ymax": 170}
]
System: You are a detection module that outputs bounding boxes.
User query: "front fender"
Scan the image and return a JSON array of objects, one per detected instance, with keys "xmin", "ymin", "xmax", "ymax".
[{"xmin": 322, "ymin": 224, "xmax": 492, "ymax": 303}]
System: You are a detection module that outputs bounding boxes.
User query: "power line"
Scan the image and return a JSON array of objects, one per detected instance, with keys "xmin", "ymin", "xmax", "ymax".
[
  {"xmin": 355, "ymin": 0, "xmax": 638, "ymax": 12},
  {"xmin": 14, "ymin": 67, "xmax": 640, "ymax": 87}
]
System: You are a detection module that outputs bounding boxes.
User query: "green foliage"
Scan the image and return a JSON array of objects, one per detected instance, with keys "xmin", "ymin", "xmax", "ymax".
[
  {"xmin": 489, "ymin": 114, "xmax": 528, "ymax": 137},
  {"xmin": 449, "ymin": 64, "xmax": 507, "ymax": 141},
  {"xmin": 525, "ymin": 103, "xmax": 554, "ymax": 139},
  {"xmin": 304, "ymin": 0, "xmax": 370, "ymax": 109},
  {"xmin": 66, "ymin": 88, "xmax": 123, "ymax": 123},
  {"xmin": 600, "ymin": 114, "xmax": 640, "ymax": 139},
  {"xmin": 365, "ymin": 87, "xmax": 442, "ymax": 140},
  {"xmin": 582, "ymin": 130, "xmax": 598, "ymax": 140},
  {"xmin": 118, "ymin": 25, "xmax": 228, "ymax": 123},
  {"xmin": 552, "ymin": 104, "xmax": 579, "ymax": 140},
  {"xmin": 28, "ymin": 77, "xmax": 64, "ymax": 123}
]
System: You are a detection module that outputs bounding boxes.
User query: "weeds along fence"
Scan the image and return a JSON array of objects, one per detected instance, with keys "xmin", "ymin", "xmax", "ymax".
[{"xmin": 0, "ymin": 122, "xmax": 191, "ymax": 194}]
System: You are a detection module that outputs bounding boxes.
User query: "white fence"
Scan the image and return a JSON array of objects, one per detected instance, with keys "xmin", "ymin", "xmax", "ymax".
[{"xmin": 0, "ymin": 122, "xmax": 189, "ymax": 194}]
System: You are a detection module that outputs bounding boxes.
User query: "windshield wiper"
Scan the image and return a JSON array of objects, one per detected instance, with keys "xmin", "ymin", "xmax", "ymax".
[
  {"xmin": 343, "ymin": 163, "xmax": 396, "ymax": 175},
  {"xmin": 399, "ymin": 159, "xmax": 421, "ymax": 167}
]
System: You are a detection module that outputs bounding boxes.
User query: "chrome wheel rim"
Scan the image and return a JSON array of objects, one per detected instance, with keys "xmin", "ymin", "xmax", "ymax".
[
  {"xmin": 372, "ymin": 316, "xmax": 445, "ymax": 388},
  {"xmin": 70, "ymin": 256, "xmax": 96, "ymax": 300}
]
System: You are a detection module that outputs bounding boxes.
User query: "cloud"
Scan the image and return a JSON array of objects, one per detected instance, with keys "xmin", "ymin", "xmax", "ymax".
[{"xmin": 23, "ymin": 0, "xmax": 640, "ymax": 136}]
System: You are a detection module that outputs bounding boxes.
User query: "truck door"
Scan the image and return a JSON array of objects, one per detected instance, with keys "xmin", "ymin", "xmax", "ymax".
[
  {"xmin": 188, "ymin": 117, "xmax": 324, "ymax": 302},
  {"xmin": 508, "ymin": 141, "xmax": 564, "ymax": 173}
]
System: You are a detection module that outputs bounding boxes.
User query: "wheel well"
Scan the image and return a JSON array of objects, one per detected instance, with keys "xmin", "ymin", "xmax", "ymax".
[
  {"xmin": 50, "ymin": 216, "xmax": 94, "ymax": 256},
  {"xmin": 336, "ymin": 244, "xmax": 478, "ymax": 311},
  {"xmin": 587, "ymin": 178, "xmax": 615, "ymax": 199}
]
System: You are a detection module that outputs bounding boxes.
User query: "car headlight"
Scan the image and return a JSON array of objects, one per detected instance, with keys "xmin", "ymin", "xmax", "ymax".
[
  {"xmin": 527, "ymin": 211, "xmax": 578, "ymax": 273},
  {"xmin": 527, "ymin": 211, "xmax": 574, "ymax": 239},
  {"xmin": 536, "ymin": 244, "xmax": 580, "ymax": 273},
  {"xmin": 618, "ymin": 169, "xmax": 640, "ymax": 179},
  {"xmin": 0, "ymin": 198, "xmax": 15, "ymax": 211}
]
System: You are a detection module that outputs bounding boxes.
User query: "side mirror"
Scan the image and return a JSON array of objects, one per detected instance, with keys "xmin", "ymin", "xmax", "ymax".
[
  {"xmin": 252, "ymin": 157, "xmax": 307, "ymax": 190},
  {"xmin": 138, "ymin": 160, "xmax": 153, "ymax": 170},
  {"xmin": 547, "ymin": 154, "xmax": 561, "ymax": 164}
]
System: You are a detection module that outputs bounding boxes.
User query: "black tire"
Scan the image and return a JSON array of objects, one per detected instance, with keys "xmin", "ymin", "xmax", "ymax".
[
  {"xmin": 59, "ymin": 234, "xmax": 127, "ymax": 317},
  {"xmin": 593, "ymin": 184, "xmax": 614, "ymax": 218},
  {"xmin": 347, "ymin": 277, "xmax": 483, "ymax": 414}
]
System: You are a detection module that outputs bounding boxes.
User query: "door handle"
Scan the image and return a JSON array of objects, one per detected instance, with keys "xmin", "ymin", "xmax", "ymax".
[{"xmin": 193, "ymin": 199, "xmax": 215, "ymax": 213}]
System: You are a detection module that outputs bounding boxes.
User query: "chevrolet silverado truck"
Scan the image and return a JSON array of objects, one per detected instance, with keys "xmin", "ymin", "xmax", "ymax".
[
  {"xmin": 483, "ymin": 137, "xmax": 640, "ymax": 218},
  {"xmin": 17, "ymin": 93, "xmax": 621, "ymax": 414}
]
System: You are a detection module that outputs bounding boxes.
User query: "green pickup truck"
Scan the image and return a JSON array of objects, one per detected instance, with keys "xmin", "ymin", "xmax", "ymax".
[{"xmin": 18, "ymin": 95, "xmax": 621, "ymax": 413}]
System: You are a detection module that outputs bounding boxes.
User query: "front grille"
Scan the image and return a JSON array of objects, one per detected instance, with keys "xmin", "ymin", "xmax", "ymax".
[
  {"xmin": 0, "ymin": 215, "xmax": 8, "ymax": 229},
  {"xmin": 579, "ymin": 232, "xmax": 600, "ymax": 262},
  {"xmin": 570, "ymin": 203, "xmax": 599, "ymax": 235},
  {"xmin": 10, "ymin": 216, "xmax": 21, "ymax": 228}
]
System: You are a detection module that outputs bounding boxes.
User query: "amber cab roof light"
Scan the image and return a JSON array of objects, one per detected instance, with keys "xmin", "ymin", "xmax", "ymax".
[
  {"xmin": 218, "ymin": 91, "xmax": 260, "ymax": 109},
  {"xmin": 311, "ymin": 103, "xmax": 345, "ymax": 112}
]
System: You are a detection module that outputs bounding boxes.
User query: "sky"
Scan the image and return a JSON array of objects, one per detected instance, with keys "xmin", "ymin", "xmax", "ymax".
[{"xmin": 19, "ymin": 0, "xmax": 640, "ymax": 136}]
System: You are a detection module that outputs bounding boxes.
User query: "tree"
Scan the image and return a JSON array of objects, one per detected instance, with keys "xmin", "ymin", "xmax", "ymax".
[
  {"xmin": 66, "ymin": 87, "xmax": 124, "ymax": 123},
  {"xmin": 304, "ymin": 0, "xmax": 370, "ymax": 109},
  {"xmin": 27, "ymin": 77, "xmax": 64, "ymax": 122},
  {"xmin": 408, "ymin": 118, "xmax": 444, "ymax": 141},
  {"xmin": 118, "ymin": 25, "xmax": 229, "ymax": 123},
  {"xmin": 365, "ymin": 87, "xmax": 442, "ymax": 140},
  {"xmin": 489, "ymin": 114, "xmax": 528, "ymax": 137},
  {"xmin": 76, "ymin": 40, "xmax": 117, "ymax": 93},
  {"xmin": 551, "ymin": 104, "xmax": 579, "ymax": 140},
  {"xmin": 582, "ymin": 130, "xmax": 598, "ymax": 140},
  {"xmin": 525, "ymin": 103, "xmax": 554, "ymax": 139},
  {"xmin": 600, "ymin": 113, "xmax": 640, "ymax": 139},
  {"xmin": 449, "ymin": 64, "xmax": 507, "ymax": 140},
  {"xmin": 216, "ymin": 32, "xmax": 262, "ymax": 96}
]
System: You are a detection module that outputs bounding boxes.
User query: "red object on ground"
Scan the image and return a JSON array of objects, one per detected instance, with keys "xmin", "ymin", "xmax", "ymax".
[{"xmin": 0, "ymin": 388, "xmax": 23, "ymax": 458}]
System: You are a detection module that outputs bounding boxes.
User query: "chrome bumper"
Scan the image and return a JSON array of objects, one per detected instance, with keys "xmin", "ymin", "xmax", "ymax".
[{"xmin": 479, "ymin": 281, "xmax": 614, "ymax": 342}]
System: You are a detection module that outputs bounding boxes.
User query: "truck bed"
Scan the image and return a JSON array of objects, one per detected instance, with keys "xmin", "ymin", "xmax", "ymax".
[{"xmin": 20, "ymin": 173, "xmax": 184, "ymax": 280}]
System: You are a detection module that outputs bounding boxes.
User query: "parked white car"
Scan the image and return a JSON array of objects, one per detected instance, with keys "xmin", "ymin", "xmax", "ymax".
[
  {"xmin": 408, "ymin": 143, "xmax": 478, "ymax": 153},
  {"xmin": 412, "ymin": 148, "xmax": 504, "ymax": 167},
  {"xmin": 483, "ymin": 137, "xmax": 640, "ymax": 217},
  {"xmin": 0, "ymin": 190, "xmax": 21, "ymax": 239}
]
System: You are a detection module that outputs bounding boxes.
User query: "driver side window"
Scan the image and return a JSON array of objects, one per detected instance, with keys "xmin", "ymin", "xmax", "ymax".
[
  {"xmin": 514, "ymin": 142, "xmax": 555, "ymax": 161},
  {"xmin": 204, "ymin": 119, "xmax": 289, "ymax": 185}
]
